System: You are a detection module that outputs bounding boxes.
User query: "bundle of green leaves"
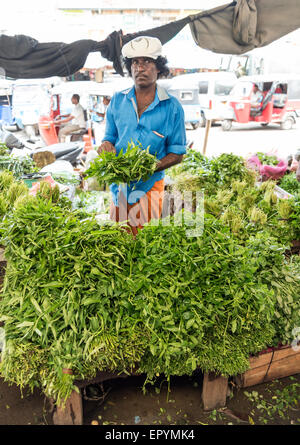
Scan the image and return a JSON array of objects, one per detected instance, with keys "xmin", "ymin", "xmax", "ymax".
[
  {"xmin": 0, "ymin": 143, "xmax": 9, "ymax": 156},
  {"xmin": 202, "ymin": 179, "xmax": 300, "ymax": 246},
  {"xmin": 256, "ymin": 152, "xmax": 279, "ymax": 166},
  {"xmin": 170, "ymin": 149, "xmax": 211, "ymax": 177},
  {"xmin": 0, "ymin": 155, "xmax": 37, "ymax": 179},
  {"xmin": 0, "ymin": 170, "xmax": 29, "ymax": 220},
  {"xmin": 279, "ymin": 172, "xmax": 300, "ymax": 197},
  {"xmin": 171, "ymin": 152, "xmax": 257, "ymax": 196},
  {"xmin": 85, "ymin": 141, "xmax": 159, "ymax": 186}
]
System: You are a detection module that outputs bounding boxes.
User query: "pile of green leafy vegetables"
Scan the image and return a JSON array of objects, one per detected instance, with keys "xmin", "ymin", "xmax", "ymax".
[
  {"xmin": 85, "ymin": 141, "xmax": 158, "ymax": 186},
  {"xmin": 170, "ymin": 151, "xmax": 256, "ymax": 195},
  {"xmin": 0, "ymin": 188, "xmax": 299, "ymax": 406},
  {"xmin": 0, "ymin": 154, "xmax": 37, "ymax": 179},
  {"xmin": 0, "ymin": 151, "xmax": 299, "ymax": 407},
  {"xmin": 279, "ymin": 172, "xmax": 300, "ymax": 197}
]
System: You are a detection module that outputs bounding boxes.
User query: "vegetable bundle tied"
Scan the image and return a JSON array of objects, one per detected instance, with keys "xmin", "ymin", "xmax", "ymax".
[{"xmin": 85, "ymin": 141, "xmax": 159, "ymax": 186}]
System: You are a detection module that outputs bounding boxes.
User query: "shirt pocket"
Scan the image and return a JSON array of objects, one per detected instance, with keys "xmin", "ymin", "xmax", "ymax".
[{"xmin": 141, "ymin": 127, "xmax": 165, "ymax": 156}]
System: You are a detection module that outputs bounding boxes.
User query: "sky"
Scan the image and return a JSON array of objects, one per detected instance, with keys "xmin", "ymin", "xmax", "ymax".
[
  {"xmin": 1, "ymin": 1, "xmax": 300, "ymax": 70},
  {"xmin": 0, "ymin": 0, "xmax": 228, "ymax": 38}
]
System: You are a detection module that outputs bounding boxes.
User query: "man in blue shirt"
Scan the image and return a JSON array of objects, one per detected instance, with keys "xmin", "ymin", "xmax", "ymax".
[{"xmin": 97, "ymin": 36, "xmax": 187, "ymax": 234}]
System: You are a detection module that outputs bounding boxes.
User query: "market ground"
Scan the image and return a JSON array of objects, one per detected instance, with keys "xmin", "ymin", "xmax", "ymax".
[
  {"xmin": 1, "ymin": 121, "xmax": 299, "ymax": 426},
  {"xmin": 0, "ymin": 372, "xmax": 299, "ymax": 425},
  {"xmin": 12, "ymin": 117, "xmax": 300, "ymax": 160},
  {"xmin": 185, "ymin": 119, "xmax": 300, "ymax": 160}
]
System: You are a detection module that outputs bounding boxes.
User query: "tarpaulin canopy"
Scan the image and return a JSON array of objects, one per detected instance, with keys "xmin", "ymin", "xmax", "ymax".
[
  {"xmin": 0, "ymin": 0, "xmax": 299, "ymax": 79},
  {"xmin": 0, "ymin": 17, "xmax": 190, "ymax": 79},
  {"xmin": 189, "ymin": 0, "xmax": 300, "ymax": 54}
]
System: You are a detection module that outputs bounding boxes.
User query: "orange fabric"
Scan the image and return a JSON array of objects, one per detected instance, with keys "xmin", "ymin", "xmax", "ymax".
[{"xmin": 110, "ymin": 179, "xmax": 165, "ymax": 236}]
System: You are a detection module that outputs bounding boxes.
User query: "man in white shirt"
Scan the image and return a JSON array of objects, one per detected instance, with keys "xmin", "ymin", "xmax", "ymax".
[
  {"xmin": 55, "ymin": 94, "xmax": 86, "ymax": 143},
  {"xmin": 250, "ymin": 84, "xmax": 263, "ymax": 109}
]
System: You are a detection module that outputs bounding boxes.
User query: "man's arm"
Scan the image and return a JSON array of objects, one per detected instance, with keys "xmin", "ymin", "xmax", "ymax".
[
  {"xmin": 97, "ymin": 98, "xmax": 117, "ymax": 154},
  {"xmin": 55, "ymin": 115, "xmax": 73, "ymax": 125},
  {"xmin": 156, "ymin": 102, "xmax": 186, "ymax": 172},
  {"xmin": 155, "ymin": 153, "xmax": 183, "ymax": 172}
]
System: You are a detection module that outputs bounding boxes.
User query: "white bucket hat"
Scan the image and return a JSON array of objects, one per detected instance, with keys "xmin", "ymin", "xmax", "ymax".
[{"xmin": 122, "ymin": 36, "xmax": 162, "ymax": 60}]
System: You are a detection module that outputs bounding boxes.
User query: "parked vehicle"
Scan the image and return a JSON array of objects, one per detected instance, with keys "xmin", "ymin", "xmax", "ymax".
[
  {"xmin": 220, "ymin": 40, "xmax": 300, "ymax": 77},
  {"xmin": 221, "ymin": 74, "xmax": 300, "ymax": 131},
  {"xmin": 165, "ymin": 81, "xmax": 201, "ymax": 130},
  {"xmin": 38, "ymin": 79, "xmax": 133, "ymax": 151},
  {"xmin": 0, "ymin": 79, "xmax": 22, "ymax": 130},
  {"xmin": 12, "ymin": 77, "xmax": 61, "ymax": 138},
  {"xmin": 166, "ymin": 71, "xmax": 237, "ymax": 128}
]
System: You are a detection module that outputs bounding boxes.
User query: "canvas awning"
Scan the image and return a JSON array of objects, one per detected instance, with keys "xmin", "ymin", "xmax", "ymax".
[
  {"xmin": 0, "ymin": 1, "xmax": 299, "ymax": 79},
  {"xmin": 189, "ymin": 0, "xmax": 300, "ymax": 54}
]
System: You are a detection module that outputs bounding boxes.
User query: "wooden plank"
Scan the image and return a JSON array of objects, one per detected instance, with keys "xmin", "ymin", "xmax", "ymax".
[
  {"xmin": 53, "ymin": 389, "xmax": 83, "ymax": 425},
  {"xmin": 202, "ymin": 372, "xmax": 228, "ymax": 411},
  {"xmin": 263, "ymin": 353, "xmax": 300, "ymax": 383},
  {"xmin": 248, "ymin": 345, "xmax": 291, "ymax": 369},
  {"xmin": 236, "ymin": 348, "xmax": 300, "ymax": 388},
  {"xmin": 273, "ymin": 346, "xmax": 297, "ymax": 362}
]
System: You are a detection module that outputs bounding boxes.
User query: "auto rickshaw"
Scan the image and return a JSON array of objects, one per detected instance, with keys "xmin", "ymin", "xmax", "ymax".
[
  {"xmin": 12, "ymin": 77, "xmax": 61, "ymax": 137},
  {"xmin": 38, "ymin": 79, "xmax": 133, "ymax": 152},
  {"xmin": 221, "ymin": 75, "xmax": 300, "ymax": 131},
  {"xmin": 0, "ymin": 79, "xmax": 21, "ymax": 130}
]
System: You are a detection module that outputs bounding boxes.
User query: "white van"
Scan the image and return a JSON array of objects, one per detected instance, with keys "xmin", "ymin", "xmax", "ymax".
[{"xmin": 168, "ymin": 71, "xmax": 237, "ymax": 127}]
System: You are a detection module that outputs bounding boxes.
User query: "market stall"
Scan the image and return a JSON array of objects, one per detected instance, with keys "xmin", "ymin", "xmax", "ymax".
[{"xmin": 0, "ymin": 144, "xmax": 299, "ymax": 425}]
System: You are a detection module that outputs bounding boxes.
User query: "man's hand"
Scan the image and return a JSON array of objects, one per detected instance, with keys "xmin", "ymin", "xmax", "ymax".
[{"xmin": 97, "ymin": 141, "xmax": 116, "ymax": 155}]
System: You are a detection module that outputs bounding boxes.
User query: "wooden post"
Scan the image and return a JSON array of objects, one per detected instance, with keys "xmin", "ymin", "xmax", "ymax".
[
  {"xmin": 202, "ymin": 372, "xmax": 228, "ymax": 411},
  {"xmin": 53, "ymin": 389, "xmax": 83, "ymax": 425},
  {"xmin": 202, "ymin": 119, "xmax": 212, "ymax": 156}
]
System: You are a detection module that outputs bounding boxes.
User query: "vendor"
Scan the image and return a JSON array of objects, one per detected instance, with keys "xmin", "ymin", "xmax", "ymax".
[{"xmin": 97, "ymin": 36, "xmax": 186, "ymax": 235}]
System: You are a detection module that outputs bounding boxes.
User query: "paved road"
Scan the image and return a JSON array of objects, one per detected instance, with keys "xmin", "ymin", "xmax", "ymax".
[
  {"xmin": 186, "ymin": 119, "xmax": 300, "ymax": 160},
  {"xmin": 10, "ymin": 117, "xmax": 300, "ymax": 162}
]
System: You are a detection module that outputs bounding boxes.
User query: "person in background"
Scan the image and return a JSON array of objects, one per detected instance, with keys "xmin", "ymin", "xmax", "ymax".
[
  {"xmin": 235, "ymin": 62, "xmax": 246, "ymax": 78},
  {"xmin": 90, "ymin": 96, "xmax": 111, "ymax": 121},
  {"xmin": 55, "ymin": 94, "xmax": 86, "ymax": 143},
  {"xmin": 97, "ymin": 36, "xmax": 186, "ymax": 235},
  {"xmin": 250, "ymin": 83, "xmax": 263, "ymax": 110}
]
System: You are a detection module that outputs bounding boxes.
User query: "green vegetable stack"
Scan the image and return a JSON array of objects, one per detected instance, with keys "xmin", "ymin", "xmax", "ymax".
[
  {"xmin": 85, "ymin": 141, "xmax": 159, "ymax": 186},
  {"xmin": 0, "ymin": 149, "xmax": 299, "ymax": 408},
  {"xmin": 0, "ymin": 193, "xmax": 299, "ymax": 406}
]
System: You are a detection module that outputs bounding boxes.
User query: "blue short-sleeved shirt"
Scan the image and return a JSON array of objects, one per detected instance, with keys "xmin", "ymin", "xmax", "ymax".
[{"xmin": 102, "ymin": 84, "xmax": 187, "ymax": 205}]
